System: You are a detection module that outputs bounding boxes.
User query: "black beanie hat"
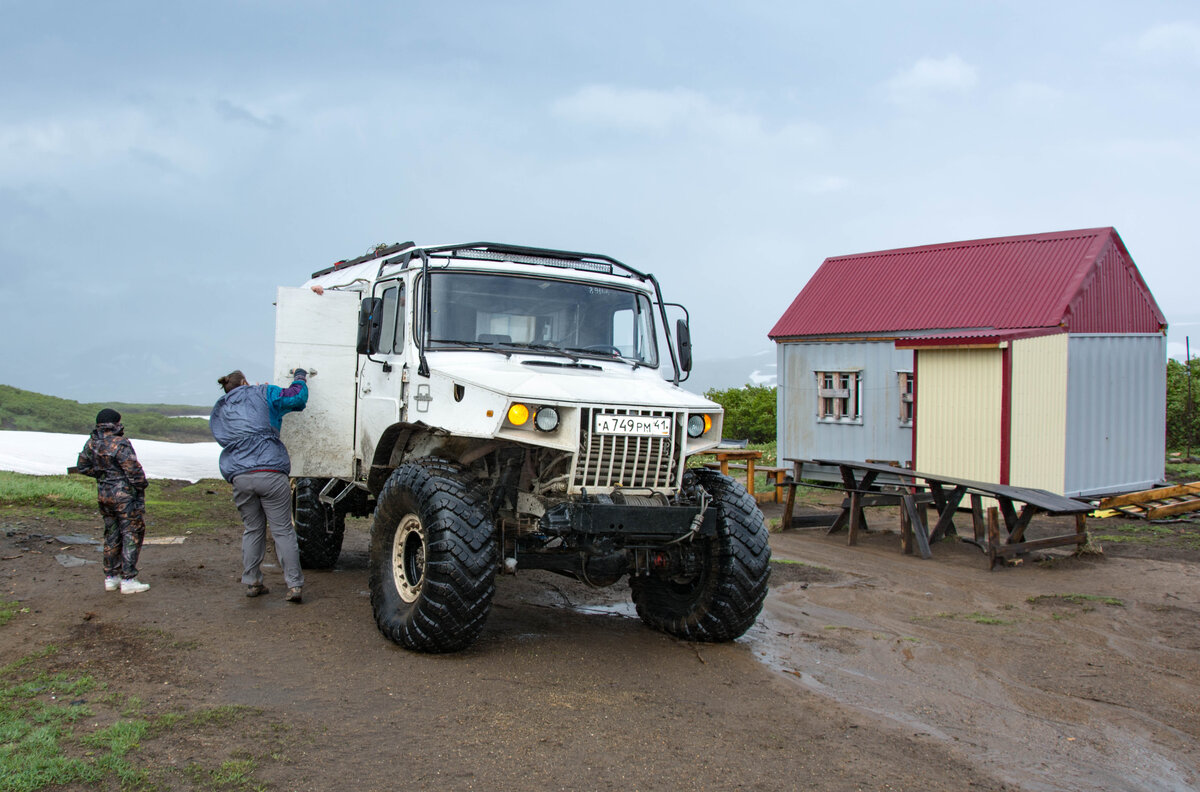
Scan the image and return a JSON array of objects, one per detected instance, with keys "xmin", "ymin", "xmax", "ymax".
[{"xmin": 96, "ymin": 408, "xmax": 121, "ymax": 425}]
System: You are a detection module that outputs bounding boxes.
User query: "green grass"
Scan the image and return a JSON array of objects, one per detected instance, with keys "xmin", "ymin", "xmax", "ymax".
[
  {"xmin": 0, "ymin": 601, "xmax": 26, "ymax": 627},
  {"xmin": 211, "ymin": 758, "xmax": 258, "ymax": 786},
  {"xmin": 0, "ymin": 649, "xmax": 278, "ymax": 792},
  {"xmin": 0, "ymin": 383, "xmax": 211, "ymax": 443},
  {"xmin": 1165, "ymin": 457, "xmax": 1200, "ymax": 482},
  {"xmin": 933, "ymin": 611, "xmax": 1014, "ymax": 625},
  {"xmin": 1, "ymin": 473, "xmax": 233, "ymax": 534},
  {"xmin": 770, "ymin": 557, "xmax": 830, "ymax": 571},
  {"xmin": 0, "ymin": 669, "xmax": 101, "ymax": 792},
  {"xmin": 1094, "ymin": 524, "xmax": 1172, "ymax": 545},
  {"xmin": 0, "ymin": 472, "xmax": 95, "ymax": 506},
  {"xmin": 1028, "ymin": 593, "xmax": 1125, "ymax": 607}
]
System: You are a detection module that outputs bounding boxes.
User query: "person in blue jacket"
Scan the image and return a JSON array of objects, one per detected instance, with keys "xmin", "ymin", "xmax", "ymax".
[{"xmin": 210, "ymin": 369, "xmax": 309, "ymax": 603}]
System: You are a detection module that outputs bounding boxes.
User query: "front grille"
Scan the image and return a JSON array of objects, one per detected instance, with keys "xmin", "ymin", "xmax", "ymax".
[{"xmin": 572, "ymin": 407, "xmax": 683, "ymax": 492}]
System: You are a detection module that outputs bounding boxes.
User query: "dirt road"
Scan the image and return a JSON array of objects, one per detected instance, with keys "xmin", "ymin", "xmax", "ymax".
[{"xmin": 2, "ymin": 485, "xmax": 1197, "ymax": 791}]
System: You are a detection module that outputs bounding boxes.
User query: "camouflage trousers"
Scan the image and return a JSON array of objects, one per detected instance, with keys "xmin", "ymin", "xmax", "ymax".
[{"xmin": 99, "ymin": 490, "xmax": 146, "ymax": 579}]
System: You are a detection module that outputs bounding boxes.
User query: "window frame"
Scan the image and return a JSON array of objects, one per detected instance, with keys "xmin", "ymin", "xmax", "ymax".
[
  {"xmin": 815, "ymin": 370, "xmax": 862, "ymax": 424},
  {"xmin": 375, "ymin": 279, "xmax": 406, "ymax": 355},
  {"xmin": 897, "ymin": 371, "xmax": 914, "ymax": 426}
]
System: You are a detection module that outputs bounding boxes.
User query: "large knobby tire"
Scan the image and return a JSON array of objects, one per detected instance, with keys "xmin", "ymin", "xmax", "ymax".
[
  {"xmin": 293, "ymin": 477, "xmax": 346, "ymax": 569},
  {"xmin": 631, "ymin": 468, "xmax": 771, "ymax": 642},
  {"xmin": 368, "ymin": 458, "xmax": 497, "ymax": 653}
]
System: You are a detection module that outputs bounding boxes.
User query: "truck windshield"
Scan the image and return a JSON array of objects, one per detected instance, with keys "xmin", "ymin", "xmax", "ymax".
[{"xmin": 425, "ymin": 271, "xmax": 659, "ymax": 366}]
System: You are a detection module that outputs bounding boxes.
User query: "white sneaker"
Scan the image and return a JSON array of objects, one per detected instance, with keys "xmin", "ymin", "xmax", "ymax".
[
  {"xmin": 105, "ymin": 576, "xmax": 120, "ymax": 592},
  {"xmin": 120, "ymin": 578, "xmax": 150, "ymax": 595}
]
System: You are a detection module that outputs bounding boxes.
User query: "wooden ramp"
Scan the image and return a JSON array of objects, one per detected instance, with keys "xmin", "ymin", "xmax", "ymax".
[{"xmin": 1097, "ymin": 482, "xmax": 1200, "ymax": 520}]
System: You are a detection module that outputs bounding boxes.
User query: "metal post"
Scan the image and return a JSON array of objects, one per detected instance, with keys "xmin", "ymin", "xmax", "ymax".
[{"xmin": 1187, "ymin": 336, "xmax": 1194, "ymax": 460}]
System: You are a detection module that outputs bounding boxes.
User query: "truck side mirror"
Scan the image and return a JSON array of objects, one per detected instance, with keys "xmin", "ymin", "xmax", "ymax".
[
  {"xmin": 676, "ymin": 319, "xmax": 692, "ymax": 373},
  {"xmin": 357, "ymin": 297, "xmax": 383, "ymax": 355}
]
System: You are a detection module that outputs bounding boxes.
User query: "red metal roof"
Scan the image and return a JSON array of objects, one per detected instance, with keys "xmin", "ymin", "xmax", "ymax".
[
  {"xmin": 769, "ymin": 227, "xmax": 1166, "ymax": 339},
  {"xmin": 894, "ymin": 328, "xmax": 1062, "ymax": 349}
]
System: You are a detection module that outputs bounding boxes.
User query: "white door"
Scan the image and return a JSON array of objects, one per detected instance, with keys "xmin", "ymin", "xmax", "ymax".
[
  {"xmin": 274, "ymin": 286, "xmax": 360, "ymax": 478},
  {"xmin": 355, "ymin": 280, "xmax": 407, "ymax": 468}
]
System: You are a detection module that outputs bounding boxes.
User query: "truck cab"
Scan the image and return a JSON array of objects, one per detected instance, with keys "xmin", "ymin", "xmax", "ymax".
[{"xmin": 275, "ymin": 242, "xmax": 770, "ymax": 652}]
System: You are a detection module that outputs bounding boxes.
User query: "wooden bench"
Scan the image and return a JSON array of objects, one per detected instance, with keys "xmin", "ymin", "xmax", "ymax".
[
  {"xmin": 702, "ymin": 462, "xmax": 792, "ymax": 502},
  {"xmin": 808, "ymin": 459, "xmax": 1094, "ymax": 568},
  {"xmin": 693, "ymin": 449, "xmax": 763, "ymax": 499}
]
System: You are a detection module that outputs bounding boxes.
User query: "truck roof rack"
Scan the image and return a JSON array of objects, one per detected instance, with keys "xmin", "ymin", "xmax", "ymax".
[
  {"xmin": 311, "ymin": 241, "xmax": 649, "ymax": 282},
  {"xmin": 311, "ymin": 242, "xmax": 417, "ymax": 278}
]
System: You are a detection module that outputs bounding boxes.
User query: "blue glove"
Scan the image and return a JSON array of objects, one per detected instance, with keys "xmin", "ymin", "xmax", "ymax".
[{"xmin": 293, "ymin": 368, "xmax": 308, "ymax": 382}]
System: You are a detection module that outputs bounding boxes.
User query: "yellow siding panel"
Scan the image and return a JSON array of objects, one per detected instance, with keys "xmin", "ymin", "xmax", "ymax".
[
  {"xmin": 1010, "ymin": 335, "xmax": 1067, "ymax": 493},
  {"xmin": 915, "ymin": 349, "xmax": 1002, "ymax": 483}
]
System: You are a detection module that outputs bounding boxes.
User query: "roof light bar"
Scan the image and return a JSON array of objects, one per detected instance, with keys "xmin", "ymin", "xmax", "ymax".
[{"xmin": 450, "ymin": 247, "xmax": 614, "ymax": 275}]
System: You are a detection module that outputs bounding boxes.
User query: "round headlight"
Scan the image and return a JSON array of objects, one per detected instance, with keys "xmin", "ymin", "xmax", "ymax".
[
  {"xmin": 507, "ymin": 403, "xmax": 530, "ymax": 426},
  {"xmin": 534, "ymin": 407, "xmax": 560, "ymax": 432},
  {"xmin": 687, "ymin": 414, "xmax": 707, "ymax": 437}
]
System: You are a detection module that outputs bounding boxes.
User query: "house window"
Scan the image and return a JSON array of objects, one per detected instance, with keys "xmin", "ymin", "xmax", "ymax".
[
  {"xmin": 898, "ymin": 371, "xmax": 913, "ymax": 425},
  {"xmin": 816, "ymin": 371, "xmax": 861, "ymax": 422}
]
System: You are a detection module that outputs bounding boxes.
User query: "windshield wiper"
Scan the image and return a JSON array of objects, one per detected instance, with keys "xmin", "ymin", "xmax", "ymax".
[
  {"xmin": 430, "ymin": 339, "xmax": 513, "ymax": 358},
  {"xmin": 563, "ymin": 347, "xmax": 642, "ymax": 370},
  {"xmin": 495, "ymin": 341, "xmax": 581, "ymax": 363}
]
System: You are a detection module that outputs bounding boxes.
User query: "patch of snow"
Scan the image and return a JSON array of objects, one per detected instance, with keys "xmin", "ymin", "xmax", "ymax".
[
  {"xmin": 0, "ymin": 430, "xmax": 221, "ymax": 482},
  {"xmin": 748, "ymin": 368, "xmax": 778, "ymax": 386}
]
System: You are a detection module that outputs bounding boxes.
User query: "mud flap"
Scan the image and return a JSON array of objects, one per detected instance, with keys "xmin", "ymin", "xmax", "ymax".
[{"xmin": 274, "ymin": 286, "xmax": 360, "ymax": 478}]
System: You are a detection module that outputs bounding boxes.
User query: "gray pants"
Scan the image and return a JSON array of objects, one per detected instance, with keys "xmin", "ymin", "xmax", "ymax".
[{"xmin": 232, "ymin": 471, "xmax": 304, "ymax": 589}]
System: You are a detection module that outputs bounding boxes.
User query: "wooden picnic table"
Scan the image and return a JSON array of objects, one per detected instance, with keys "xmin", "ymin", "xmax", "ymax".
[
  {"xmin": 781, "ymin": 458, "xmax": 1093, "ymax": 569},
  {"xmin": 694, "ymin": 448, "xmax": 763, "ymax": 500}
]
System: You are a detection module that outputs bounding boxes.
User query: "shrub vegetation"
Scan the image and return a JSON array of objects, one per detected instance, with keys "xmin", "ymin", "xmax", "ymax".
[
  {"xmin": 704, "ymin": 384, "xmax": 776, "ymax": 444},
  {"xmin": 1167, "ymin": 357, "xmax": 1200, "ymax": 452}
]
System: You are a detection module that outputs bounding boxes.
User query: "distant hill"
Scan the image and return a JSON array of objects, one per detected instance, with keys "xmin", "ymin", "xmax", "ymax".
[{"xmin": 0, "ymin": 385, "xmax": 212, "ymax": 443}]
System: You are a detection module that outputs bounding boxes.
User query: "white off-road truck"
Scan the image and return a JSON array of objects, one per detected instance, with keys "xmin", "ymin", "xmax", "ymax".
[{"xmin": 274, "ymin": 241, "xmax": 770, "ymax": 652}]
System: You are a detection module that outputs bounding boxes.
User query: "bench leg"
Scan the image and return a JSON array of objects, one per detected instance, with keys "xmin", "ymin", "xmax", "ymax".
[
  {"xmin": 987, "ymin": 507, "xmax": 1000, "ymax": 570},
  {"xmin": 971, "ymin": 495, "xmax": 985, "ymax": 544},
  {"xmin": 904, "ymin": 494, "xmax": 932, "ymax": 559},
  {"xmin": 848, "ymin": 491, "xmax": 863, "ymax": 546},
  {"xmin": 781, "ymin": 482, "xmax": 797, "ymax": 531}
]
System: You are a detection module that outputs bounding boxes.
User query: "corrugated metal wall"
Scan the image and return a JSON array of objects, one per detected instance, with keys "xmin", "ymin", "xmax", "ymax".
[
  {"xmin": 1064, "ymin": 334, "xmax": 1166, "ymax": 496},
  {"xmin": 1009, "ymin": 334, "xmax": 1068, "ymax": 493},
  {"xmin": 915, "ymin": 348, "xmax": 1002, "ymax": 483},
  {"xmin": 776, "ymin": 341, "xmax": 913, "ymax": 471}
]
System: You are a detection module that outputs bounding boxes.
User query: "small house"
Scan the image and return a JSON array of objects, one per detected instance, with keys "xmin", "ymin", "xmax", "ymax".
[{"xmin": 768, "ymin": 227, "xmax": 1167, "ymax": 497}]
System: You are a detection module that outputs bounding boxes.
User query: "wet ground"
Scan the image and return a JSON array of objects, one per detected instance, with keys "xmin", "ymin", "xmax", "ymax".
[{"xmin": 2, "ymin": 487, "xmax": 1197, "ymax": 791}]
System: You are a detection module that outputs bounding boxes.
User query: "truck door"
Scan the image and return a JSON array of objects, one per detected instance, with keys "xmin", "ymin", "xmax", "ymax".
[
  {"xmin": 356, "ymin": 280, "xmax": 406, "ymax": 469},
  {"xmin": 274, "ymin": 286, "xmax": 359, "ymax": 479}
]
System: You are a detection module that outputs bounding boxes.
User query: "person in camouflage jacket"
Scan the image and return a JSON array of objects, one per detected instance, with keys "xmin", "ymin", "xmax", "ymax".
[{"xmin": 77, "ymin": 408, "xmax": 150, "ymax": 594}]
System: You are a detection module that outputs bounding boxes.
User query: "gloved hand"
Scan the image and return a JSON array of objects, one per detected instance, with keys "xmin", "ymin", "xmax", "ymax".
[{"xmin": 293, "ymin": 368, "xmax": 308, "ymax": 382}]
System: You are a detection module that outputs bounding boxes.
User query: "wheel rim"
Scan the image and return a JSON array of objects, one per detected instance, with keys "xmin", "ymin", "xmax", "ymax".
[{"xmin": 392, "ymin": 513, "xmax": 426, "ymax": 603}]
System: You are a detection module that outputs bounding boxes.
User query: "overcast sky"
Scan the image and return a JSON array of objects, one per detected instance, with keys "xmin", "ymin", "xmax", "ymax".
[{"xmin": 2, "ymin": 1, "xmax": 1198, "ymax": 406}]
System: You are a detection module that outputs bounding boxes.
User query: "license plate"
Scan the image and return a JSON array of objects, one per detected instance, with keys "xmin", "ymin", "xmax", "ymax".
[{"xmin": 594, "ymin": 413, "xmax": 672, "ymax": 436}]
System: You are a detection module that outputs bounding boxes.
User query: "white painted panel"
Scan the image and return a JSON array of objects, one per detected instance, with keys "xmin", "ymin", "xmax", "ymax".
[
  {"xmin": 274, "ymin": 287, "xmax": 360, "ymax": 478},
  {"xmin": 1009, "ymin": 335, "xmax": 1067, "ymax": 493},
  {"xmin": 915, "ymin": 348, "xmax": 1001, "ymax": 484}
]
